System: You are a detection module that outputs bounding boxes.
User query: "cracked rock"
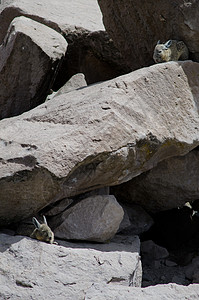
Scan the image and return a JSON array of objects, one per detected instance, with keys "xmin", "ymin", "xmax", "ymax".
[{"xmin": 0, "ymin": 233, "xmax": 141, "ymax": 299}]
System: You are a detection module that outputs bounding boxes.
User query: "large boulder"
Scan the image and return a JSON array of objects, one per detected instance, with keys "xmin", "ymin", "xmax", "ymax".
[
  {"xmin": 53, "ymin": 195, "xmax": 124, "ymax": 242},
  {"xmin": 0, "ymin": 0, "xmax": 104, "ymax": 43},
  {"xmin": 0, "ymin": 233, "xmax": 141, "ymax": 299},
  {"xmin": 0, "ymin": 61, "xmax": 199, "ymax": 225},
  {"xmin": 0, "ymin": 0, "xmax": 127, "ymax": 87},
  {"xmin": 98, "ymin": 0, "xmax": 199, "ymax": 70},
  {"xmin": 112, "ymin": 150, "xmax": 199, "ymax": 212},
  {"xmin": 0, "ymin": 16, "xmax": 67, "ymax": 119}
]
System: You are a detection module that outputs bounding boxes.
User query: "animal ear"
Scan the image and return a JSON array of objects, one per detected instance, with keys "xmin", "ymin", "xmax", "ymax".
[
  {"xmin": 32, "ymin": 217, "xmax": 41, "ymax": 229},
  {"xmin": 165, "ymin": 40, "xmax": 172, "ymax": 48},
  {"xmin": 157, "ymin": 40, "xmax": 161, "ymax": 45},
  {"xmin": 43, "ymin": 215, "xmax": 48, "ymax": 225}
]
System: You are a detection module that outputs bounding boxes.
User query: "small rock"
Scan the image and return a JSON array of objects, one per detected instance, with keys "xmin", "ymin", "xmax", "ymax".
[
  {"xmin": 54, "ymin": 73, "xmax": 87, "ymax": 98},
  {"xmin": 165, "ymin": 260, "xmax": 178, "ymax": 267},
  {"xmin": 185, "ymin": 257, "xmax": 199, "ymax": 280},
  {"xmin": 118, "ymin": 204, "xmax": 154, "ymax": 235},
  {"xmin": 141, "ymin": 240, "xmax": 169, "ymax": 264},
  {"xmin": 192, "ymin": 271, "xmax": 199, "ymax": 283},
  {"xmin": 53, "ymin": 195, "xmax": 124, "ymax": 242}
]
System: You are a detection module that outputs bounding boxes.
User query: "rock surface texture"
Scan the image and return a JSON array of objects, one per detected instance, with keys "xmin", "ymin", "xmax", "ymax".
[
  {"xmin": 0, "ymin": 61, "xmax": 199, "ymax": 225},
  {"xmin": 118, "ymin": 204, "xmax": 154, "ymax": 235},
  {"xmin": 1, "ymin": 1, "xmax": 199, "ymax": 298},
  {"xmin": 0, "ymin": 16, "xmax": 67, "ymax": 119},
  {"xmin": 113, "ymin": 150, "xmax": 199, "ymax": 212},
  {"xmin": 53, "ymin": 195, "xmax": 124, "ymax": 242},
  {"xmin": 54, "ymin": 73, "xmax": 87, "ymax": 97},
  {"xmin": 85, "ymin": 283, "xmax": 199, "ymax": 300},
  {"xmin": 0, "ymin": 234, "xmax": 142, "ymax": 299},
  {"xmin": 0, "ymin": 0, "xmax": 104, "ymax": 44},
  {"xmin": 0, "ymin": 0, "xmax": 127, "ymax": 87},
  {"xmin": 98, "ymin": 0, "xmax": 199, "ymax": 69}
]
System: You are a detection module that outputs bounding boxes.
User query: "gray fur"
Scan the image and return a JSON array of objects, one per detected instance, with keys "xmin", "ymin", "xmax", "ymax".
[
  {"xmin": 30, "ymin": 216, "xmax": 55, "ymax": 244},
  {"xmin": 153, "ymin": 39, "xmax": 189, "ymax": 63}
]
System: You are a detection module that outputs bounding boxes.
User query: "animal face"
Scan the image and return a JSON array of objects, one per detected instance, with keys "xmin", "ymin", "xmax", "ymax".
[
  {"xmin": 36, "ymin": 224, "xmax": 54, "ymax": 244},
  {"xmin": 153, "ymin": 43, "xmax": 172, "ymax": 63},
  {"xmin": 31, "ymin": 216, "xmax": 54, "ymax": 244}
]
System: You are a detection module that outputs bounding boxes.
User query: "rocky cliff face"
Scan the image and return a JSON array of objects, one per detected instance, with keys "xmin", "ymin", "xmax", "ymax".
[{"xmin": 1, "ymin": 0, "xmax": 199, "ymax": 298}]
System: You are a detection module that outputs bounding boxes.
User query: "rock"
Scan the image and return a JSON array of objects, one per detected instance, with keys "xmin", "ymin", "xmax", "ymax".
[
  {"xmin": 165, "ymin": 260, "xmax": 178, "ymax": 267},
  {"xmin": 85, "ymin": 282, "xmax": 199, "ymax": 300},
  {"xmin": 53, "ymin": 73, "xmax": 87, "ymax": 98},
  {"xmin": 118, "ymin": 209, "xmax": 131, "ymax": 232},
  {"xmin": 192, "ymin": 272, "xmax": 199, "ymax": 284},
  {"xmin": 0, "ymin": 16, "xmax": 67, "ymax": 119},
  {"xmin": 112, "ymin": 150, "xmax": 199, "ymax": 212},
  {"xmin": 185, "ymin": 257, "xmax": 199, "ymax": 281},
  {"xmin": 0, "ymin": 233, "xmax": 141, "ymax": 299},
  {"xmin": 171, "ymin": 274, "xmax": 187, "ymax": 285},
  {"xmin": 0, "ymin": 61, "xmax": 199, "ymax": 225},
  {"xmin": 0, "ymin": 0, "xmax": 104, "ymax": 44},
  {"xmin": 141, "ymin": 240, "xmax": 169, "ymax": 264},
  {"xmin": 0, "ymin": 1, "xmax": 128, "ymax": 87},
  {"xmin": 118, "ymin": 204, "xmax": 154, "ymax": 235},
  {"xmin": 53, "ymin": 195, "xmax": 124, "ymax": 242},
  {"xmin": 54, "ymin": 30, "xmax": 130, "ymax": 87},
  {"xmin": 44, "ymin": 198, "xmax": 73, "ymax": 216},
  {"xmin": 142, "ymin": 254, "xmax": 190, "ymax": 288},
  {"xmin": 98, "ymin": 0, "xmax": 199, "ymax": 70}
]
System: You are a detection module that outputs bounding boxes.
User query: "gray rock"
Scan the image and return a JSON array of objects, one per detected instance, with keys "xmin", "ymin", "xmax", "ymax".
[
  {"xmin": 53, "ymin": 195, "xmax": 124, "ymax": 242},
  {"xmin": 185, "ymin": 257, "xmax": 199, "ymax": 281},
  {"xmin": 118, "ymin": 209, "xmax": 132, "ymax": 232},
  {"xmin": 0, "ymin": 233, "xmax": 141, "ymax": 299},
  {"xmin": 0, "ymin": 1, "xmax": 128, "ymax": 87},
  {"xmin": 113, "ymin": 150, "xmax": 199, "ymax": 212},
  {"xmin": 57, "ymin": 30, "xmax": 129, "ymax": 86},
  {"xmin": 165, "ymin": 260, "xmax": 178, "ymax": 267},
  {"xmin": 98, "ymin": 0, "xmax": 199, "ymax": 70},
  {"xmin": 54, "ymin": 73, "xmax": 87, "ymax": 97},
  {"xmin": 118, "ymin": 204, "xmax": 154, "ymax": 235},
  {"xmin": 141, "ymin": 240, "xmax": 169, "ymax": 264},
  {"xmin": 0, "ymin": 0, "xmax": 104, "ymax": 44},
  {"xmin": 45, "ymin": 198, "xmax": 73, "ymax": 216},
  {"xmin": 0, "ymin": 16, "xmax": 67, "ymax": 119},
  {"xmin": 0, "ymin": 61, "xmax": 199, "ymax": 225},
  {"xmin": 46, "ymin": 73, "xmax": 87, "ymax": 102},
  {"xmin": 85, "ymin": 283, "xmax": 199, "ymax": 300}
]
